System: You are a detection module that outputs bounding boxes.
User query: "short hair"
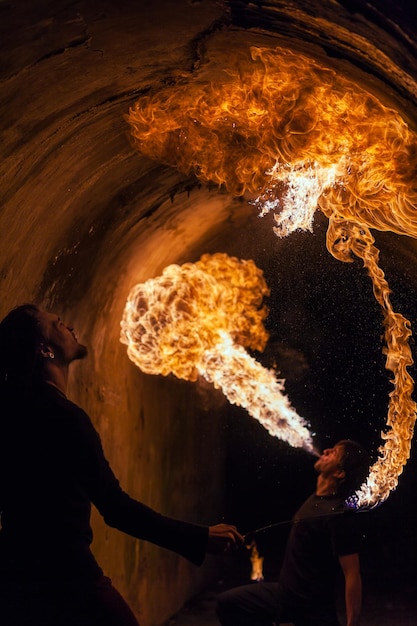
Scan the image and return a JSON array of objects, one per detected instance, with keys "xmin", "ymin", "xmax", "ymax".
[
  {"xmin": 336, "ymin": 439, "xmax": 371, "ymax": 496},
  {"xmin": 0, "ymin": 304, "xmax": 44, "ymax": 397}
]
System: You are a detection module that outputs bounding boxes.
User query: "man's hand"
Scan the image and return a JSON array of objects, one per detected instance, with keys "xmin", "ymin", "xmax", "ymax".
[{"xmin": 207, "ymin": 523, "xmax": 244, "ymax": 554}]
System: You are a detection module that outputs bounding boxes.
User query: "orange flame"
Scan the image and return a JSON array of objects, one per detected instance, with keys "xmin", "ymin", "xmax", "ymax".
[
  {"xmin": 248, "ymin": 540, "xmax": 264, "ymax": 582},
  {"xmin": 127, "ymin": 45, "xmax": 417, "ymax": 237},
  {"xmin": 329, "ymin": 220, "xmax": 417, "ymax": 508},
  {"xmin": 127, "ymin": 44, "xmax": 417, "ymax": 506},
  {"xmin": 120, "ymin": 253, "xmax": 314, "ymax": 452}
]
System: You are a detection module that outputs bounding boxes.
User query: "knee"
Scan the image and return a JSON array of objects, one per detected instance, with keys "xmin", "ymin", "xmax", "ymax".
[
  {"xmin": 216, "ymin": 588, "xmax": 235, "ymax": 625},
  {"xmin": 217, "ymin": 582, "xmax": 280, "ymax": 626}
]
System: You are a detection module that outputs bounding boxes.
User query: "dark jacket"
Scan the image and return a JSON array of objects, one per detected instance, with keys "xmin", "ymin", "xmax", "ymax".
[{"xmin": 0, "ymin": 382, "xmax": 208, "ymax": 584}]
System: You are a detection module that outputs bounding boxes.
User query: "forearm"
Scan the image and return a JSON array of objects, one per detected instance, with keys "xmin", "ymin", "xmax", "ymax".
[
  {"xmin": 345, "ymin": 575, "xmax": 362, "ymax": 626},
  {"xmin": 102, "ymin": 492, "xmax": 209, "ymax": 564},
  {"xmin": 339, "ymin": 553, "xmax": 362, "ymax": 626}
]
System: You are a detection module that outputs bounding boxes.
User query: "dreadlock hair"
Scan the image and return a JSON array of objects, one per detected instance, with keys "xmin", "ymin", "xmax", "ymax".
[
  {"xmin": 0, "ymin": 304, "xmax": 44, "ymax": 400},
  {"xmin": 336, "ymin": 439, "xmax": 371, "ymax": 497}
]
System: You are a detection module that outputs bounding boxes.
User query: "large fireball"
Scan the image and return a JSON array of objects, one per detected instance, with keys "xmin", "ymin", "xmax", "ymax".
[{"xmin": 121, "ymin": 253, "xmax": 314, "ymax": 453}]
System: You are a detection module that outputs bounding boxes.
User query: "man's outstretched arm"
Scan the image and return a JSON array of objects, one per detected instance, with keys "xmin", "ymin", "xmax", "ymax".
[{"xmin": 339, "ymin": 553, "xmax": 362, "ymax": 626}]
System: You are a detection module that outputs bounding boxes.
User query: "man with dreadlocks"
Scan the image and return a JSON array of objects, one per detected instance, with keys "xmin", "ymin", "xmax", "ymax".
[
  {"xmin": 217, "ymin": 440, "xmax": 370, "ymax": 626},
  {"xmin": 0, "ymin": 304, "xmax": 243, "ymax": 626}
]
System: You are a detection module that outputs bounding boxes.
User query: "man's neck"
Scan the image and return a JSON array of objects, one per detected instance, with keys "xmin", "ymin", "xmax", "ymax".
[
  {"xmin": 43, "ymin": 363, "xmax": 69, "ymax": 397},
  {"xmin": 315, "ymin": 474, "xmax": 339, "ymax": 497}
]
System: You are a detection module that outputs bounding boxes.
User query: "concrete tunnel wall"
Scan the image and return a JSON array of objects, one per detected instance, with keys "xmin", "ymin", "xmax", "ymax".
[{"xmin": 1, "ymin": 1, "xmax": 417, "ymax": 625}]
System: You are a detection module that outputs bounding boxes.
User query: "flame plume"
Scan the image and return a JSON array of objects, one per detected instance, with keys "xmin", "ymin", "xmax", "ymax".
[
  {"xmin": 127, "ymin": 44, "xmax": 417, "ymax": 506},
  {"xmin": 120, "ymin": 253, "xmax": 314, "ymax": 452},
  {"xmin": 128, "ymin": 45, "xmax": 417, "ymax": 238},
  {"xmin": 329, "ymin": 219, "xmax": 417, "ymax": 508}
]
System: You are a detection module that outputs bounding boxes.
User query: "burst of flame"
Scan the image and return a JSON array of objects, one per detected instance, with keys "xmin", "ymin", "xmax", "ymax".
[
  {"xmin": 127, "ymin": 46, "xmax": 417, "ymax": 237},
  {"xmin": 255, "ymin": 160, "xmax": 346, "ymax": 237},
  {"xmin": 248, "ymin": 540, "xmax": 264, "ymax": 582},
  {"xmin": 127, "ymin": 44, "xmax": 417, "ymax": 507},
  {"xmin": 331, "ymin": 220, "xmax": 417, "ymax": 508},
  {"xmin": 120, "ymin": 253, "xmax": 314, "ymax": 453}
]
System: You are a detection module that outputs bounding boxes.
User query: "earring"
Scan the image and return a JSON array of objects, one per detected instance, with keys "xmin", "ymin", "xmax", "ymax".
[{"xmin": 48, "ymin": 352, "xmax": 55, "ymax": 359}]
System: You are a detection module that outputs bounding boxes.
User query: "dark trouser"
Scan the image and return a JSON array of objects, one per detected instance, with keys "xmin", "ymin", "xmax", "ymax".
[
  {"xmin": 0, "ymin": 575, "xmax": 140, "ymax": 626},
  {"xmin": 216, "ymin": 582, "xmax": 340, "ymax": 626}
]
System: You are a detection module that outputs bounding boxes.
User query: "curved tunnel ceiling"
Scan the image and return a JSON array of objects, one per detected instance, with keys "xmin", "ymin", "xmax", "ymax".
[{"xmin": 2, "ymin": 0, "xmax": 417, "ymax": 502}]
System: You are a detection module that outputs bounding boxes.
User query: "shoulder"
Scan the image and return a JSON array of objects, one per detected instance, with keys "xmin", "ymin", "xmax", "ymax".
[{"xmin": 35, "ymin": 383, "xmax": 100, "ymax": 440}]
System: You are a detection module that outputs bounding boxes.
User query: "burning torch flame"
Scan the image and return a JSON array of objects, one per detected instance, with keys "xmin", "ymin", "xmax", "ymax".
[
  {"xmin": 120, "ymin": 253, "xmax": 314, "ymax": 453},
  {"xmin": 248, "ymin": 541, "xmax": 264, "ymax": 581},
  {"xmin": 127, "ymin": 44, "xmax": 417, "ymax": 507}
]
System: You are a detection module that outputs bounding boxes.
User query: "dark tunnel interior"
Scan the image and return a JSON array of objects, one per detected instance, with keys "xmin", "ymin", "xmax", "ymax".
[{"xmin": 1, "ymin": 1, "xmax": 417, "ymax": 624}]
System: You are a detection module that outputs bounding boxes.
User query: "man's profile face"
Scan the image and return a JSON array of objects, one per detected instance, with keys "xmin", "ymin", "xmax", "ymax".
[
  {"xmin": 37, "ymin": 310, "xmax": 88, "ymax": 364},
  {"xmin": 314, "ymin": 444, "xmax": 345, "ymax": 478}
]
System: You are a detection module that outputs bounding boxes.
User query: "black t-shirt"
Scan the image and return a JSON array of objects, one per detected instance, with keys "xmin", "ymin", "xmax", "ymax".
[
  {"xmin": 0, "ymin": 383, "xmax": 208, "ymax": 584},
  {"xmin": 279, "ymin": 493, "xmax": 363, "ymax": 601}
]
